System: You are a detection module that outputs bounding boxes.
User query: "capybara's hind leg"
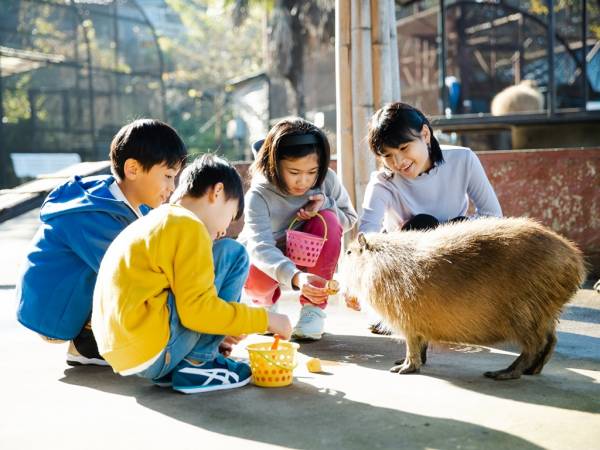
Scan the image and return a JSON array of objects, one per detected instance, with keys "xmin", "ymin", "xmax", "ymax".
[
  {"xmin": 484, "ymin": 333, "xmax": 548, "ymax": 380},
  {"xmin": 484, "ymin": 353, "xmax": 530, "ymax": 380},
  {"xmin": 524, "ymin": 332, "xmax": 556, "ymax": 375},
  {"xmin": 394, "ymin": 342, "xmax": 428, "ymax": 366},
  {"xmin": 391, "ymin": 335, "xmax": 424, "ymax": 374}
]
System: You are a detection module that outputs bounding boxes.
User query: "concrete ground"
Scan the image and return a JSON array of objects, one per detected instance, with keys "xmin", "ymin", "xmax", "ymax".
[{"xmin": 1, "ymin": 210, "xmax": 599, "ymax": 450}]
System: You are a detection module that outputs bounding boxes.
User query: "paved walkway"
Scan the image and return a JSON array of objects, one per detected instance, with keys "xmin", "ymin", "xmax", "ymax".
[{"xmin": 1, "ymin": 211, "xmax": 599, "ymax": 450}]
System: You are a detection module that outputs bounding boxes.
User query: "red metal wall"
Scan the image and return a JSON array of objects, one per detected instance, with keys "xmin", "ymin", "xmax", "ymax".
[{"xmin": 478, "ymin": 148, "xmax": 599, "ymax": 277}]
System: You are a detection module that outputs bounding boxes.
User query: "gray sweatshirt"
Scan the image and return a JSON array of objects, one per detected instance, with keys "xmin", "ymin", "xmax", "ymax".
[
  {"xmin": 359, "ymin": 146, "xmax": 502, "ymax": 234},
  {"xmin": 238, "ymin": 168, "xmax": 358, "ymax": 288}
]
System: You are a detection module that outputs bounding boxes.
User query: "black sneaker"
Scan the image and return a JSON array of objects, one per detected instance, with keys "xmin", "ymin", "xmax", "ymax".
[
  {"xmin": 66, "ymin": 324, "xmax": 108, "ymax": 366},
  {"xmin": 172, "ymin": 356, "xmax": 252, "ymax": 394}
]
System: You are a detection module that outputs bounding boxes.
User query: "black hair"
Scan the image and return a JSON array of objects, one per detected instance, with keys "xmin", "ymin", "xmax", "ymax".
[
  {"xmin": 251, "ymin": 117, "xmax": 330, "ymax": 194},
  {"xmin": 175, "ymin": 154, "xmax": 245, "ymax": 221},
  {"xmin": 367, "ymin": 102, "xmax": 444, "ymax": 167},
  {"xmin": 109, "ymin": 119, "xmax": 187, "ymax": 180}
]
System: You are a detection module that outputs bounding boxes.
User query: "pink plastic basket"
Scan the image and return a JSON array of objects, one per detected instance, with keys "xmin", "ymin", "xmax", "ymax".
[{"xmin": 285, "ymin": 213, "xmax": 328, "ymax": 268}]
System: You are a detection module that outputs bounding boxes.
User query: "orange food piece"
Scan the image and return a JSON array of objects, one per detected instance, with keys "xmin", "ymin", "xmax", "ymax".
[
  {"xmin": 325, "ymin": 279, "xmax": 340, "ymax": 295},
  {"xmin": 306, "ymin": 357, "xmax": 322, "ymax": 373}
]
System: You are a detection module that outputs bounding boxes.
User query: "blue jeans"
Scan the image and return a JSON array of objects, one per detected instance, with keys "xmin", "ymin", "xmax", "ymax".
[{"xmin": 136, "ymin": 238, "xmax": 249, "ymax": 381}]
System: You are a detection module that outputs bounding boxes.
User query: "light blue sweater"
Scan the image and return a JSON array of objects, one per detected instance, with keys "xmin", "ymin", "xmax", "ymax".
[
  {"xmin": 238, "ymin": 168, "xmax": 358, "ymax": 288},
  {"xmin": 359, "ymin": 146, "xmax": 502, "ymax": 233}
]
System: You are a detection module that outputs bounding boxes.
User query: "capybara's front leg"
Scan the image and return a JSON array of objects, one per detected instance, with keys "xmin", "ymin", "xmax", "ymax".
[
  {"xmin": 390, "ymin": 335, "xmax": 423, "ymax": 374},
  {"xmin": 394, "ymin": 342, "xmax": 428, "ymax": 366}
]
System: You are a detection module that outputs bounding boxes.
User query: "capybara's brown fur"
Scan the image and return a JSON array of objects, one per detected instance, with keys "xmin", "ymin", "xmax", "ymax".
[
  {"xmin": 491, "ymin": 80, "xmax": 544, "ymax": 115},
  {"xmin": 339, "ymin": 217, "xmax": 586, "ymax": 380}
]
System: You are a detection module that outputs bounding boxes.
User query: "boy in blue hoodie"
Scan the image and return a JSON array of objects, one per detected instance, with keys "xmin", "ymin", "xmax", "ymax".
[{"xmin": 16, "ymin": 119, "xmax": 187, "ymax": 366}]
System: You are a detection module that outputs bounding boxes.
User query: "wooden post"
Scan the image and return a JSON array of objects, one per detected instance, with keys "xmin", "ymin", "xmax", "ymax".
[
  {"xmin": 372, "ymin": 0, "xmax": 400, "ymax": 106},
  {"xmin": 336, "ymin": 0, "xmax": 399, "ymax": 225},
  {"xmin": 388, "ymin": 0, "xmax": 401, "ymax": 100},
  {"xmin": 351, "ymin": 0, "xmax": 376, "ymax": 214},
  {"xmin": 371, "ymin": 0, "xmax": 392, "ymax": 110},
  {"xmin": 335, "ymin": 0, "xmax": 355, "ymax": 209}
]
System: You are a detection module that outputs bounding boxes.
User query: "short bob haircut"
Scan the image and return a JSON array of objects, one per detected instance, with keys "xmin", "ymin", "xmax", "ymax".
[
  {"xmin": 172, "ymin": 154, "xmax": 245, "ymax": 221},
  {"xmin": 251, "ymin": 117, "xmax": 330, "ymax": 194},
  {"xmin": 367, "ymin": 102, "xmax": 444, "ymax": 167},
  {"xmin": 110, "ymin": 118, "xmax": 187, "ymax": 180}
]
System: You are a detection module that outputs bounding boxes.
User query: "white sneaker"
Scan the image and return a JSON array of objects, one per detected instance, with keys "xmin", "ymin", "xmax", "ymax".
[{"xmin": 292, "ymin": 305, "xmax": 326, "ymax": 340}]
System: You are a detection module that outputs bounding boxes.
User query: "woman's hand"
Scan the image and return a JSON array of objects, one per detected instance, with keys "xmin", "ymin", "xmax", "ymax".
[
  {"xmin": 292, "ymin": 272, "xmax": 329, "ymax": 305},
  {"xmin": 297, "ymin": 194, "xmax": 326, "ymax": 221}
]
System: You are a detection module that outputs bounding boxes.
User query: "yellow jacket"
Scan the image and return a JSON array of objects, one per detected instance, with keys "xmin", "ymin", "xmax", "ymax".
[{"xmin": 92, "ymin": 204, "xmax": 268, "ymax": 373}]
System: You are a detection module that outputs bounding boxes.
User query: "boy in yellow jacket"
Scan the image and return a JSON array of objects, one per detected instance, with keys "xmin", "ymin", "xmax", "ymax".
[{"xmin": 92, "ymin": 154, "xmax": 292, "ymax": 393}]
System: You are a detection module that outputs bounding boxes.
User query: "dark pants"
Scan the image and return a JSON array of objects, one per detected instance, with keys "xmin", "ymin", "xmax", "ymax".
[{"xmin": 401, "ymin": 213, "xmax": 467, "ymax": 231}]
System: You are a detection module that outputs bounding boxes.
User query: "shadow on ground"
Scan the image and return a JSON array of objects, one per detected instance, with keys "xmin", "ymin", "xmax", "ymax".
[
  {"xmin": 59, "ymin": 365, "xmax": 542, "ymax": 450},
  {"xmin": 561, "ymin": 305, "xmax": 600, "ymax": 324},
  {"xmin": 296, "ymin": 332, "xmax": 600, "ymax": 415}
]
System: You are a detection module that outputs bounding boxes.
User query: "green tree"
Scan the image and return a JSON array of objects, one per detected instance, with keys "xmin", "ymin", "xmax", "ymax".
[
  {"xmin": 229, "ymin": 0, "xmax": 334, "ymax": 116},
  {"xmin": 160, "ymin": 1, "xmax": 264, "ymax": 158}
]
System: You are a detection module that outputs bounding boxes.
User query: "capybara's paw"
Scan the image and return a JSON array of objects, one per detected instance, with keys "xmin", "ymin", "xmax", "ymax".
[
  {"xmin": 395, "ymin": 347, "xmax": 428, "ymax": 366},
  {"xmin": 390, "ymin": 362, "xmax": 420, "ymax": 374},
  {"xmin": 523, "ymin": 359, "xmax": 544, "ymax": 375},
  {"xmin": 483, "ymin": 369, "xmax": 522, "ymax": 380}
]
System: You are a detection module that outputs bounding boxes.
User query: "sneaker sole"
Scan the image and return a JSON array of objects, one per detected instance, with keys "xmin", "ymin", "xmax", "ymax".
[
  {"xmin": 291, "ymin": 330, "xmax": 323, "ymax": 341},
  {"xmin": 292, "ymin": 335, "xmax": 322, "ymax": 342},
  {"xmin": 66, "ymin": 354, "xmax": 109, "ymax": 367},
  {"xmin": 172, "ymin": 377, "xmax": 251, "ymax": 394}
]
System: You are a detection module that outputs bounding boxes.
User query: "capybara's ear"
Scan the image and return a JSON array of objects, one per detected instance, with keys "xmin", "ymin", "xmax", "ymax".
[{"xmin": 357, "ymin": 233, "xmax": 369, "ymax": 250}]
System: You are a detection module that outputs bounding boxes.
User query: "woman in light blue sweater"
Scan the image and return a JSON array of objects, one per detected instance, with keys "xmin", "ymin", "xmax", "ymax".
[
  {"xmin": 359, "ymin": 102, "xmax": 502, "ymax": 333},
  {"xmin": 238, "ymin": 118, "xmax": 357, "ymax": 340}
]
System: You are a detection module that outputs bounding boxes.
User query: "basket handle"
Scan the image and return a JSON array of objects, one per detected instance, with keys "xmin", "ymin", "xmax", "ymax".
[
  {"xmin": 288, "ymin": 212, "xmax": 328, "ymax": 241},
  {"xmin": 256, "ymin": 351, "xmax": 298, "ymax": 371}
]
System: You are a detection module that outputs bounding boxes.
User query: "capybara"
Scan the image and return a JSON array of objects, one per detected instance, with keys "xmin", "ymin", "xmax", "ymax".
[
  {"xmin": 339, "ymin": 217, "xmax": 586, "ymax": 380},
  {"xmin": 491, "ymin": 80, "xmax": 544, "ymax": 116}
]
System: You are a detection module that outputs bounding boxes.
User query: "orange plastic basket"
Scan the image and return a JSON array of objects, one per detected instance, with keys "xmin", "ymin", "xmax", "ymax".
[
  {"xmin": 247, "ymin": 341, "xmax": 300, "ymax": 387},
  {"xmin": 285, "ymin": 213, "xmax": 328, "ymax": 268}
]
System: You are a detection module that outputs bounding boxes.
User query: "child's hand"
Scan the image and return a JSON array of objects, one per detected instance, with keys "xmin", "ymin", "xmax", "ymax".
[
  {"xmin": 292, "ymin": 272, "xmax": 329, "ymax": 305},
  {"xmin": 297, "ymin": 194, "xmax": 326, "ymax": 220},
  {"xmin": 267, "ymin": 312, "xmax": 292, "ymax": 340},
  {"xmin": 219, "ymin": 334, "xmax": 247, "ymax": 357},
  {"xmin": 224, "ymin": 334, "xmax": 247, "ymax": 345},
  {"xmin": 344, "ymin": 294, "xmax": 361, "ymax": 311}
]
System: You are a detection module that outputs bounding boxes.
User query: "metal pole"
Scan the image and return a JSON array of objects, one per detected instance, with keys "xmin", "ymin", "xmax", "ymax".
[
  {"xmin": 132, "ymin": 0, "xmax": 167, "ymax": 120},
  {"xmin": 582, "ymin": 0, "xmax": 588, "ymax": 109},
  {"xmin": 112, "ymin": 0, "xmax": 120, "ymax": 122},
  {"xmin": 547, "ymin": 0, "xmax": 555, "ymax": 116},
  {"xmin": 72, "ymin": 3, "xmax": 98, "ymax": 160},
  {"xmin": 517, "ymin": 14, "xmax": 524, "ymax": 83},
  {"xmin": 438, "ymin": 0, "xmax": 447, "ymax": 115},
  {"xmin": 0, "ymin": 50, "xmax": 6, "ymax": 188},
  {"xmin": 73, "ymin": 12, "xmax": 83, "ymax": 129}
]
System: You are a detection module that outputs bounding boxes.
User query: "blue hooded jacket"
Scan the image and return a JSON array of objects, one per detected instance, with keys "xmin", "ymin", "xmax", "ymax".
[{"xmin": 16, "ymin": 175, "xmax": 140, "ymax": 340}]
